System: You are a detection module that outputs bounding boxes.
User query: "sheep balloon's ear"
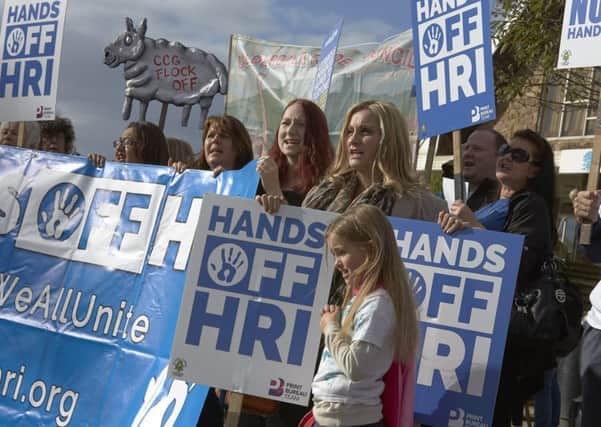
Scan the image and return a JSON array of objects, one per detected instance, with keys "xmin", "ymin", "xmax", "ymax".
[
  {"xmin": 125, "ymin": 17, "xmax": 134, "ymax": 32},
  {"xmin": 138, "ymin": 18, "xmax": 147, "ymax": 38}
]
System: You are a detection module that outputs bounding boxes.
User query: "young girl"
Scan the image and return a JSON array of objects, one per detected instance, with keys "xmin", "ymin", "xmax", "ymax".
[{"xmin": 311, "ymin": 204, "xmax": 419, "ymax": 427}]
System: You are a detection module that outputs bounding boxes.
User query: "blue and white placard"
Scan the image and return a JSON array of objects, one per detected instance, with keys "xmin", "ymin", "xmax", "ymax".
[
  {"xmin": 311, "ymin": 18, "xmax": 343, "ymax": 111},
  {"xmin": 389, "ymin": 217, "xmax": 523, "ymax": 426},
  {"xmin": 0, "ymin": 0, "xmax": 68, "ymax": 120},
  {"xmin": 170, "ymin": 194, "xmax": 336, "ymax": 406},
  {"xmin": 411, "ymin": 0, "xmax": 496, "ymax": 138},
  {"xmin": 557, "ymin": 0, "xmax": 601, "ymax": 68},
  {"xmin": 0, "ymin": 146, "xmax": 259, "ymax": 426}
]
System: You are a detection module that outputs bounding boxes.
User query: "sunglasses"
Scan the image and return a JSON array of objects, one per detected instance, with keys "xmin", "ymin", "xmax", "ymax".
[
  {"xmin": 112, "ymin": 138, "xmax": 139, "ymax": 148},
  {"xmin": 498, "ymin": 144, "xmax": 542, "ymax": 165}
]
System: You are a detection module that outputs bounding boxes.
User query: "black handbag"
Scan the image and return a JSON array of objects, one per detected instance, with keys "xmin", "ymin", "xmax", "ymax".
[{"xmin": 509, "ymin": 256, "xmax": 583, "ymax": 357}]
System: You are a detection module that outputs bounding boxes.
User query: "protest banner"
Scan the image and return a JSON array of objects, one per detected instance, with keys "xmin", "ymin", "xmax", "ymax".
[
  {"xmin": 0, "ymin": 0, "xmax": 68, "ymax": 121},
  {"xmin": 226, "ymin": 31, "xmax": 416, "ymax": 152},
  {"xmin": 0, "ymin": 146, "xmax": 259, "ymax": 426},
  {"xmin": 557, "ymin": 0, "xmax": 601, "ymax": 69},
  {"xmin": 411, "ymin": 0, "xmax": 496, "ymax": 139},
  {"xmin": 388, "ymin": 216, "xmax": 522, "ymax": 426},
  {"xmin": 311, "ymin": 18, "xmax": 344, "ymax": 111},
  {"xmin": 170, "ymin": 194, "xmax": 336, "ymax": 407}
]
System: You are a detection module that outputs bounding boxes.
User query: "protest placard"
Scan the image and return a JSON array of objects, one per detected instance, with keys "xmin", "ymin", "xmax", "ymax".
[
  {"xmin": 0, "ymin": 0, "xmax": 68, "ymax": 121},
  {"xmin": 311, "ymin": 18, "xmax": 344, "ymax": 111},
  {"xmin": 0, "ymin": 146, "xmax": 259, "ymax": 426},
  {"xmin": 411, "ymin": 0, "xmax": 496, "ymax": 138},
  {"xmin": 558, "ymin": 0, "xmax": 601, "ymax": 68},
  {"xmin": 388, "ymin": 216, "xmax": 522, "ymax": 426},
  {"xmin": 170, "ymin": 194, "xmax": 337, "ymax": 406}
]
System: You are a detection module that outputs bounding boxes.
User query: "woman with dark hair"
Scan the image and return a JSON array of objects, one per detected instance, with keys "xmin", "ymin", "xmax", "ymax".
[
  {"xmin": 257, "ymin": 98, "xmax": 334, "ymax": 209},
  {"xmin": 88, "ymin": 121, "xmax": 169, "ymax": 167},
  {"xmin": 192, "ymin": 114, "xmax": 254, "ymax": 174},
  {"xmin": 439, "ymin": 129, "xmax": 557, "ymax": 427},
  {"xmin": 39, "ymin": 116, "xmax": 76, "ymax": 154}
]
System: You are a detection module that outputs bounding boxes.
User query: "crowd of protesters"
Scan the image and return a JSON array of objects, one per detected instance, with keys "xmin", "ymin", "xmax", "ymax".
[{"xmin": 1, "ymin": 99, "xmax": 600, "ymax": 427}]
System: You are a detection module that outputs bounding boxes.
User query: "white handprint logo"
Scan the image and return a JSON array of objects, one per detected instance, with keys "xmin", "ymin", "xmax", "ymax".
[
  {"xmin": 423, "ymin": 23, "xmax": 444, "ymax": 57},
  {"xmin": 6, "ymin": 28, "xmax": 25, "ymax": 57},
  {"xmin": 38, "ymin": 183, "xmax": 85, "ymax": 241},
  {"xmin": 408, "ymin": 268, "xmax": 427, "ymax": 307},
  {"xmin": 207, "ymin": 243, "xmax": 248, "ymax": 287},
  {"xmin": 0, "ymin": 187, "xmax": 20, "ymax": 235}
]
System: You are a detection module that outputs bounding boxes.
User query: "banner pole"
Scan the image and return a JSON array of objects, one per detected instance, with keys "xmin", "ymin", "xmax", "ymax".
[
  {"xmin": 580, "ymin": 97, "xmax": 601, "ymax": 244},
  {"xmin": 423, "ymin": 135, "xmax": 439, "ymax": 186},
  {"xmin": 158, "ymin": 103, "xmax": 168, "ymax": 131},
  {"xmin": 17, "ymin": 122, "xmax": 25, "ymax": 148},
  {"xmin": 453, "ymin": 130, "xmax": 465, "ymax": 201}
]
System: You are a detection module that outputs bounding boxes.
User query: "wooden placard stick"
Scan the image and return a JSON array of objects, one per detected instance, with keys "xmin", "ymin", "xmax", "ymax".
[
  {"xmin": 452, "ymin": 130, "xmax": 465, "ymax": 201},
  {"xmin": 224, "ymin": 392, "xmax": 244, "ymax": 427},
  {"xmin": 17, "ymin": 122, "xmax": 25, "ymax": 148},
  {"xmin": 158, "ymin": 103, "xmax": 169, "ymax": 131},
  {"xmin": 580, "ymin": 100, "xmax": 601, "ymax": 244},
  {"xmin": 423, "ymin": 135, "xmax": 439, "ymax": 185}
]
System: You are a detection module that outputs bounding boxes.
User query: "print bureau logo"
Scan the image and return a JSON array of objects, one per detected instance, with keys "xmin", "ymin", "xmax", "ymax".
[
  {"xmin": 448, "ymin": 408, "xmax": 465, "ymax": 427},
  {"xmin": 268, "ymin": 378, "xmax": 285, "ymax": 397},
  {"xmin": 37, "ymin": 183, "xmax": 85, "ymax": 241}
]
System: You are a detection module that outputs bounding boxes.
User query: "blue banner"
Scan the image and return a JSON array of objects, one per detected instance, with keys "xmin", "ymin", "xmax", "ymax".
[
  {"xmin": 411, "ymin": 0, "xmax": 496, "ymax": 138},
  {"xmin": 0, "ymin": 146, "xmax": 259, "ymax": 426},
  {"xmin": 388, "ymin": 216, "xmax": 522, "ymax": 426}
]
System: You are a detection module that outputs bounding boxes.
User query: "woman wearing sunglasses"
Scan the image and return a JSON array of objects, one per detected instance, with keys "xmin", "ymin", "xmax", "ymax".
[{"xmin": 439, "ymin": 129, "xmax": 557, "ymax": 426}]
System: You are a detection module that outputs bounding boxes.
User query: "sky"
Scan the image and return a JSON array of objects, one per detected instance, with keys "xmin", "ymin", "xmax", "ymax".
[{"xmin": 0, "ymin": 0, "xmax": 412, "ymax": 158}]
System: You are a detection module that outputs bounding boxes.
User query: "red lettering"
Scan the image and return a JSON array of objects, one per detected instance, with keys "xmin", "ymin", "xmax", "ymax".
[
  {"xmin": 391, "ymin": 48, "xmax": 402, "ymax": 65},
  {"xmin": 190, "ymin": 76, "xmax": 198, "ymax": 91},
  {"xmin": 172, "ymin": 80, "xmax": 182, "ymax": 90},
  {"xmin": 172, "ymin": 55, "xmax": 181, "ymax": 66},
  {"xmin": 153, "ymin": 55, "xmax": 162, "ymax": 66}
]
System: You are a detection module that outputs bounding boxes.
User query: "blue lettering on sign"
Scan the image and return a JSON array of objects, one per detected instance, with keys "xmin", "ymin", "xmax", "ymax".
[
  {"xmin": 199, "ymin": 236, "xmax": 320, "ymax": 307},
  {"xmin": 7, "ymin": 1, "xmax": 61, "ymax": 24},
  {"xmin": 0, "ymin": 59, "xmax": 54, "ymax": 97},
  {"xmin": 569, "ymin": 0, "xmax": 601, "ymax": 25},
  {"xmin": 184, "ymin": 290, "xmax": 312, "ymax": 366},
  {"xmin": 208, "ymin": 205, "xmax": 326, "ymax": 249},
  {"xmin": 3, "ymin": 22, "xmax": 58, "ymax": 59}
]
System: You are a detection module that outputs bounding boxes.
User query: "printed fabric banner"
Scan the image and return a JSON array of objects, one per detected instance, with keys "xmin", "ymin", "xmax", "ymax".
[
  {"xmin": 388, "ymin": 216, "xmax": 523, "ymax": 427},
  {"xmin": 226, "ymin": 31, "xmax": 416, "ymax": 151},
  {"xmin": 170, "ymin": 194, "xmax": 337, "ymax": 406},
  {"xmin": 0, "ymin": 146, "xmax": 259, "ymax": 426},
  {"xmin": 411, "ymin": 0, "xmax": 496, "ymax": 138},
  {"xmin": 557, "ymin": 0, "xmax": 601, "ymax": 68},
  {"xmin": 0, "ymin": 0, "xmax": 68, "ymax": 121}
]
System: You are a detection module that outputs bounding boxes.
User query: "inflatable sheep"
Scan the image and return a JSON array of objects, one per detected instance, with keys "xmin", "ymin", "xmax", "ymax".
[{"xmin": 104, "ymin": 17, "xmax": 228, "ymax": 128}]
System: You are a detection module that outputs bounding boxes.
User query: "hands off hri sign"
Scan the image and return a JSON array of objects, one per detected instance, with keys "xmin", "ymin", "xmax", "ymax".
[
  {"xmin": 170, "ymin": 195, "xmax": 336, "ymax": 406},
  {"xmin": 411, "ymin": 0, "xmax": 496, "ymax": 138},
  {"xmin": 0, "ymin": 0, "xmax": 68, "ymax": 120},
  {"xmin": 558, "ymin": 0, "xmax": 601, "ymax": 68}
]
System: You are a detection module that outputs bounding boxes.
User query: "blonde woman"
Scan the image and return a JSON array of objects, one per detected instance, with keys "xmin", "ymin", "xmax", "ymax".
[{"xmin": 302, "ymin": 100, "xmax": 445, "ymax": 219}]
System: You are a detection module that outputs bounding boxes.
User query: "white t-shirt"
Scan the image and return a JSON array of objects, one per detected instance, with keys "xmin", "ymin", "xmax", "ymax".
[
  {"xmin": 312, "ymin": 288, "xmax": 396, "ymax": 406},
  {"xmin": 586, "ymin": 280, "xmax": 601, "ymax": 329}
]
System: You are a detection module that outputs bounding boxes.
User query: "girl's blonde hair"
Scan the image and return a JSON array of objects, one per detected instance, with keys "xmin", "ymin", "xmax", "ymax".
[
  {"xmin": 326, "ymin": 204, "xmax": 419, "ymax": 362},
  {"xmin": 328, "ymin": 100, "xmax": 420, "ymax": 197}
]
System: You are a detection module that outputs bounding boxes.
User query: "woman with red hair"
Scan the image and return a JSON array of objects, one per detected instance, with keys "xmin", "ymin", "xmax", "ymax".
[{"xmin": 257, "ymin": 98, "xmax": 334, "ymax": 208}]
